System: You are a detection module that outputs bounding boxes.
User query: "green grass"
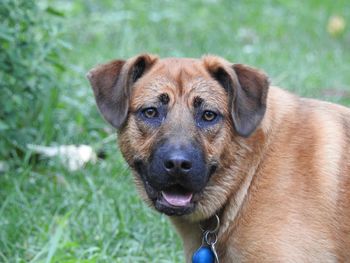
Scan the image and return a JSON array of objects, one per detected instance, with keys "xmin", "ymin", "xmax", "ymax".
[
  {"xmin": 0, "ymin": 153, "xmax": 182, "ymax": 262},
  {"xmin": 1, "ymin": 0, "xmax": 350, "ymax": 262}
]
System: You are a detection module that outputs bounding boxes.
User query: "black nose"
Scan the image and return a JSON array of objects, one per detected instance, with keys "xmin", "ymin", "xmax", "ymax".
[
  {"xmin": 164, "ymin": 155, "xmax": 192, "ymax": 175},
  {"xmin": 148, "ymin": 141, "xmax": 208, "ymax": 192}
]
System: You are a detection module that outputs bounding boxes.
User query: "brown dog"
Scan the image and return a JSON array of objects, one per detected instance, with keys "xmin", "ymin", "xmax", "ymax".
[{"xmin": 87, "ymin": 54, "xmax": 350, "ymax": 262}]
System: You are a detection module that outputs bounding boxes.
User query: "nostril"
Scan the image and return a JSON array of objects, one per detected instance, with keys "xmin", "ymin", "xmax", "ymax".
[
  {"xmin": 164, "ymin": 157, "xmax": 192, "ymax": 173},
  {"xmin": 181, "ymin": 161, "xmax": 192, "ymax": 171},
  {"xmin": 164, "ymin": 160, "xmax": 175, "ymax": 170}
]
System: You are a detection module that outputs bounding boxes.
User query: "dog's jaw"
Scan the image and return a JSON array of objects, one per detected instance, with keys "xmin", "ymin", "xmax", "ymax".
[
  {"xmin": 155, "ymin": 194, "xmax": 195, "ymax": 216},
  {"xmin": 132, "ymin": 157, "xmax": 225, "ymax": 217},
  {"xmin": 132, "ymin": 159, "xmax": 196, "ymax": 216}
]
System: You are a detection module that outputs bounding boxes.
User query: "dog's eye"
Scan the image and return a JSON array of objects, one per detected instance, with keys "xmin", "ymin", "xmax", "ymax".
[
  {"xmin": 142, "ymin": 107, "xmax": 159, "ymax": 119},
  {"xmin": 202, "ymin": 111, "xmax": 217, "ymax": 122}
]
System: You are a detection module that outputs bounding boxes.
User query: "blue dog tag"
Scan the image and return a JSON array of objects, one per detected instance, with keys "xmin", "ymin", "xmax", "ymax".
[
  {"xmin": 193, "ymin": 215, "xmax": 220, "ymax": 262},
  {"xmin": 192, "ymin": 246, "xmax": 215, "ymax": 263}
]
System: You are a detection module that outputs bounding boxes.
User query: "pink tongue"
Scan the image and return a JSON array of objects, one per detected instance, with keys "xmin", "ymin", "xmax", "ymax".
[{"xmin": 161, "ymin": 191, "xmax": 193, "ymax": 207}]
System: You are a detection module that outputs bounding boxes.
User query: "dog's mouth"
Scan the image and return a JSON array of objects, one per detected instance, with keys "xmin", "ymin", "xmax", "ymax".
[
  {"xmin": 155, "ymin": 185, "xmax": 195, "ymax": 216},
  {"xmin": 134, "ymin": 159, "xmax": 217, "ymax": 216},
  {"xmin": 161, "ymin": 186, "xmax": 193, "ymax": 207}
]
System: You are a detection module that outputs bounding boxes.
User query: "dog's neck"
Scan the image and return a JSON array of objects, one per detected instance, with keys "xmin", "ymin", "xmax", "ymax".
[{"xmin": 214, "ymin": 90, "xmax": 282, "ymax": 258}]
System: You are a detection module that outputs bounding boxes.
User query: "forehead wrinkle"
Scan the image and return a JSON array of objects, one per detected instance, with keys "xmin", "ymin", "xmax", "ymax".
[
  {"xmin": 165, "ymin": 67, "xmax": 187, "ymax": 97},
  {"xmin": 131, "ymin": 76, "xmax": 178, "ymax": 110},
  {"xmin": 184, "ymin": 77, "xmax": 228, "ymax": 111},
  {"xmin": 190, "ymin": 77, "xmax": 222, "ymax": 93},
  {"xmin": 164, "ymin": 60, "xmax": 208, "ymax": 95}
]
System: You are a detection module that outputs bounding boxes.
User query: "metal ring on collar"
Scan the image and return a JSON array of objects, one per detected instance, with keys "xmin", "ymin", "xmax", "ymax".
[
  {"xmin": 200, "ymin": 214, "xmax": 220, "ymax": 233},
  {"xmin": 204, "ymin": 230, "xmax": 218, "ymax": 245}
]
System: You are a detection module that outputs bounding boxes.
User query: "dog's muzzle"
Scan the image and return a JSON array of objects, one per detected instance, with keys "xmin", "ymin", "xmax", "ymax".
[{"xmin": 135, "ymin": 141, "xmax": 211, "ymax": 216}]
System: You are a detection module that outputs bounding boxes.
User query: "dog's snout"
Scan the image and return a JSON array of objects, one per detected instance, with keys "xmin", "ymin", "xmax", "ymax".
[
  {"xmin": 148, "ymin": 140, "xmax": 208, "ymax": 192},
  {"xmin": 164, "ymin": 153, "xmax": 193, "ymax": 175}
]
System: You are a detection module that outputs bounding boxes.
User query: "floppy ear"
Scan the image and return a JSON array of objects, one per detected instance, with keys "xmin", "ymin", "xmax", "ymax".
[
  {"xmin": 204, "ymin": 57, "xmax": 269, "ymax": 137},
  {"xmin": 231, "ymin": 64, "xmax": 269, "ymax": 137},
  {"xmin": 86, "ymin": 54, "xmax": 158, "ymax": 128}
]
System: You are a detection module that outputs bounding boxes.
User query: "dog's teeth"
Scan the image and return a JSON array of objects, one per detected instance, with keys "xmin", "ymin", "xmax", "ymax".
[{"xmin": 161, "ymin": 191, "xmax": 193, "ymax": 207}]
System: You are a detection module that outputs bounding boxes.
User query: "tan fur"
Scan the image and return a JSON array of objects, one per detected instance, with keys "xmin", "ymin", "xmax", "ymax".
[{"xmin": 88, "ymin": 54, "xmax": 350, "ymax": 262}]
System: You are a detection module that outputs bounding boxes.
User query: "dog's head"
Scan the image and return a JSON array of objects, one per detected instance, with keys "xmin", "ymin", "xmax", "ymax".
[{"xmin": 87, "ymin": 54, "xmax": 269, "ymax": 218}]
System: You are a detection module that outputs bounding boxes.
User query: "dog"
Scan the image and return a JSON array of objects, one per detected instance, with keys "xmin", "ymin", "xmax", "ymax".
[{"xmin": 87, "ymin": 54, "xmax": 350, "ymax": 262}]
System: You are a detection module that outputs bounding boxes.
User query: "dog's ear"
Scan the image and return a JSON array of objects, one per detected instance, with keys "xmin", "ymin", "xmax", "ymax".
[
  {"xmin": 204, "ymin": 57, "xmax": 269, "ymax": 137},
  {"xmin": 87, "ymin": 54, "xmax": 158, "ymax": 128},
  {"xmin": 231, "ymin": 64, "xmax": 269, "ymax": 137}
]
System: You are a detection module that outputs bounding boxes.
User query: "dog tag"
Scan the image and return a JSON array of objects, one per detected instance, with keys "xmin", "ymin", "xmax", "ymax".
[
  {"xmin": 193, "ymin": 214, "xmax": 220, "ymax": 263},
  {"xmin": 192, "ymin": 246, "xmax": 215, "ymax": 263},
  {"xmin": 192, "ymin": 233, "xmax": 219, "ymax": 263}
]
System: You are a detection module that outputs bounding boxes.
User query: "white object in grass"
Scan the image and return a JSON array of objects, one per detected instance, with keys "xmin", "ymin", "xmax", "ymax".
[{"xmin": 27, "ymin": 144, "xmax": 97, "ymax": 171}]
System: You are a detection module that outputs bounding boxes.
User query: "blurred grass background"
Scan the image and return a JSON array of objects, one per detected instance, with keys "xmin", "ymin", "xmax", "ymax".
[{"xmin": 0, "ymin": 0, "xmax": 349, "ymax": 262}]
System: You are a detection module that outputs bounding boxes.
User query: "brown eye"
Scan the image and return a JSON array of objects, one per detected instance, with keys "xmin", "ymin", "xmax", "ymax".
[
  {"xmin": 142, "ymin": 107, "xmax": 158, "ymax": 118},
  {"xmin": 202, "ymin": 111, "xmax": 217, "ymax": 122}
]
